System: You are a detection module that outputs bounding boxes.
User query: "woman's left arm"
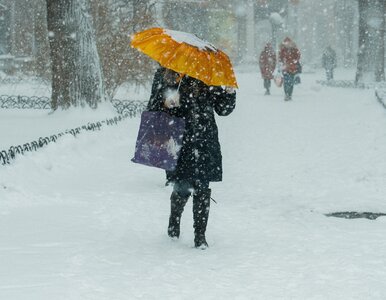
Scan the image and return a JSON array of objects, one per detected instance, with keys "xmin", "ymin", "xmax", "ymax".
[{"xmin": 212, "ymin": 87, "xmax": 236, "ymax": 116}]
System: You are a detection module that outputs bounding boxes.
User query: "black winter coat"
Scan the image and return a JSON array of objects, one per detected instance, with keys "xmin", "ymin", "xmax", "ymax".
[{"xmin": 147, "ymin": 67, "xmax": 236, "ymax": 184}]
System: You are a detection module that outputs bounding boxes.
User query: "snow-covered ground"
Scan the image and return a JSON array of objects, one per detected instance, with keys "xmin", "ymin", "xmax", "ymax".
[
  {"xmin": 1, "ymin": 68, "xmax": 386, "ymax": 300},
  {"xmin": 0, "ymin": 81, "xmax": 150, "ymax": 150}
]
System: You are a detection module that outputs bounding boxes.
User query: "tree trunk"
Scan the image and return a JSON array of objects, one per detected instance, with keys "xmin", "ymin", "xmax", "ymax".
[
  {"xmin": 375, "ymin": 0, "xmax": 385, "ymax": 81},
  {"xmin": 46, "ymin": 0, "xmax": 105, "ymax": 110},
  {"xmin": 356, "ymin": 0, "xmax": 385, "ymax": 83},
  {"xmin": 355, "ymin": 0, "xmax": 369, "ymax": 83}
]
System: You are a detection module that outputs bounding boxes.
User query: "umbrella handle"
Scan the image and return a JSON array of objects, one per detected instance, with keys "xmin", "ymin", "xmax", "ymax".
[{"xmin": 176, "ymin": 75, "xmax": 184, "ymax": 92}]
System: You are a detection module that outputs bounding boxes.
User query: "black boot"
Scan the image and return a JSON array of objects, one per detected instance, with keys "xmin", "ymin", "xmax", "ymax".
[
  {"xmin": 168, "ymin": 191, "xmax": 189, "ymax": 239},
  {"xmin": 193, "ymin": 189, "xmax": 211, "ymax": 249}
]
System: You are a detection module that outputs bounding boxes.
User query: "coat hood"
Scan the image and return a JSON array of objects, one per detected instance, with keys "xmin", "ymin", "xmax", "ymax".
[
  {"xmin": 281, "ymin": 37, "xmax": 297, "ymax": 49},
  {"xmin": 264, "ymin": 42, "xmax": 273, "ymax": 51}
]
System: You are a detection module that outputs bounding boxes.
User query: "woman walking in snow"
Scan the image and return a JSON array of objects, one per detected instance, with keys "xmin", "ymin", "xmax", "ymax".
[
  {"xmin": 279, "ymin": 37, "xmax": 301, "ymax": 101},
  {"xmin": 259, "ymin": 42, "xmax": 276, "ymax": 95},
  {"xmin": 147, "ymin": 67, "xmax": 236, "ymax": 249}
]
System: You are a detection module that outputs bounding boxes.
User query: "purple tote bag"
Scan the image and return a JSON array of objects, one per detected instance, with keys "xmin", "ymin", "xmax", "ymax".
[{"xmin": 132, "ymin": 111, "xmax": 186, "ymax": 171}]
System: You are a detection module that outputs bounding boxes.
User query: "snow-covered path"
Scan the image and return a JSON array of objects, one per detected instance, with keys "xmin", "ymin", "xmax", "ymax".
[{"xmin": 1, "ymin": 70, "xmax": 386, "ymax": 299}]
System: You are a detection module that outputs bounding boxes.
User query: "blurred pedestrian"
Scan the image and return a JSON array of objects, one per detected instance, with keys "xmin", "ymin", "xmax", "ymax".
[
  {"xmin": 259, "ymin": 42, "xmax": 276, "ymax": 95},
  {"xmin": 147, "ymin": 66, "xmax": 236, "ymax": 249},
  {"xmin": 279, "ymin": 37, "xmax": 301, "ymax": 101},
  {"xmin": 322, "ymin": 46, "xmax": 337, "ymax": 81}
]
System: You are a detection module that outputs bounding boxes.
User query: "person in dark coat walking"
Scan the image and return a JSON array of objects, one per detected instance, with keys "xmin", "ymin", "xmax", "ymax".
[
  {"xmin": 259, "ymin": 42, "xmax": 276, "ymax": 95},
  {"xmin": 147, "ymin": 67, "xmax": 236, "ymax": 249},
  {"xmin": 322, "ymin": 46, "xmax": 337, "ymax": 80},
  {"xmin": 279, "ymin": 37, "xmax": 301, "ymax": 101}
]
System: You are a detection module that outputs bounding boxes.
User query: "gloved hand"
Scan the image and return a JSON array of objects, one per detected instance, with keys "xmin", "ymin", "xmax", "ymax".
[
  {"xmin": 164, "ymin": 89, "xmax": 180, "ymax": 108},
  {"xmin": 224, "ymin": 86, "xmax": 236, "ymax": 94}
]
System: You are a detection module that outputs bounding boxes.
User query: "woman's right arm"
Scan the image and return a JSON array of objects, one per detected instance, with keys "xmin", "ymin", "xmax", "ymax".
[{"xmin": 212, "ymin": 87, "xmax": 236, "ymax": 116}]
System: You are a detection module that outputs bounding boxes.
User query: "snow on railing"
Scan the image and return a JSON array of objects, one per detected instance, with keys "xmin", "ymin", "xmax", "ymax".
[
  {"xmin": 316, "ymin": 80, "xmax": 386, "ymax": 89},
  {"xmin": 0, "ymin": 97, "xmax": 147, "ymax": 166},
  {"xmin": 0, "ymin": 116, "xmax": 126, "ymax": 165},
  {"xmin": 317, "ymin": 80, "xmax": 386, "ymax": 111},
  {"xmin": 0, "ymin": 95, "xmax": 147, "ymax": 116}
]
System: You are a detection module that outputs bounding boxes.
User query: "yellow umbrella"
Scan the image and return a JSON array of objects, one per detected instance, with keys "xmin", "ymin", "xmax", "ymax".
[{"xmin": 130, "ymin": 27, "xmax": 238, "ymax": 88}]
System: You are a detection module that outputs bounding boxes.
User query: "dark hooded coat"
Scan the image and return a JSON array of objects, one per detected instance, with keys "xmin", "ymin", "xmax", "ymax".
[{"xmin": 147, "ymin": 67, "xmax": 236, "ymax": 184}]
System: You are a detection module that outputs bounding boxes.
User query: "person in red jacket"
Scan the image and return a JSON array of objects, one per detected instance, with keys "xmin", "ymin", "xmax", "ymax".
[
  {"xmin": 259, "ymin": 42, "xmax": 276, "ymax": 95},
  {"xmin": 279, "ymin": 37, "xmax": 301, "ymax": 101}
]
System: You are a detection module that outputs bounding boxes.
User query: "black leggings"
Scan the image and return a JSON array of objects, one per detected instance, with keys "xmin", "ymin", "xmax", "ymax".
[
  {"xmin": 283, "ymin": 73, "xmax": 295, "ymax": 97},
  {"xmin": 173, "ymin": 180, "xmax": 209, "ymax": 198},
  {"xmin": 263, "ymin": 79, "xmax": 271, "ymax": 90}
]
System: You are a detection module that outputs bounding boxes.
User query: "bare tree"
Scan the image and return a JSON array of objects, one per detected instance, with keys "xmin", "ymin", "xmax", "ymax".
[
  {"xmin": 34, "ymin": 0, "xmax": 51, "ymax": 79},
  {"xmin": 91, "ymin": 0, "xmax": 156, "ymax": 98},
  {"xmin": 375, "ymin": 0, "xmax": 385, "ymax": 81},
  {"xmin": 46, "ymin": 0, "xmax": 105, "ymax": 110},
  {"xmin": 334, "ymin": 0, "xmax": 357, "ymax": 68}
]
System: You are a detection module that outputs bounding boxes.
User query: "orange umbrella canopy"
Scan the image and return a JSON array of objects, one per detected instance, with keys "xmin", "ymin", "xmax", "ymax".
[{"xmin": 131, "ymin": 27, "xmax": 238, "ymax": 88}]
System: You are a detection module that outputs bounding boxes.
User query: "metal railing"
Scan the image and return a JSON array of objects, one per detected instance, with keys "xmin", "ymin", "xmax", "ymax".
[
  {"xmin": 0, "ymin": 95, "xmax": 51, "ymax": 109},
  {"xmin": 375, "ymin": 90, "xmax": 386, "ymax": 110}
]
